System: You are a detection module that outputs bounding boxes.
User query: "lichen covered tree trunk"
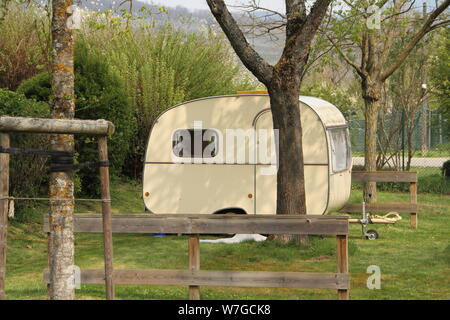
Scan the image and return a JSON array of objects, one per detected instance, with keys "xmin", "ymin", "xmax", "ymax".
[{"xmin": 48, "ymin": 0, "xmax": 75, "ymax": 300}]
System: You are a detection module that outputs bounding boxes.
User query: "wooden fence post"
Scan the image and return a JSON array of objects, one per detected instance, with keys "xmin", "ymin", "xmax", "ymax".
[
  {"xmin": 47, "ymin": 231, "xmax": 52, "ymax": 298},
  {"xmin": 410, "ymin": 182, "xmax": 418, "ymax": 229},
  {"xmin": 98, "ymin": 136, "xmax": 115, "ymax": 300},
  {"xmin": 188, "ymin": 234, "xmax": 200, "ymax": 300},
  {"xmin": 0, "ymin": 133, "xmax": 10, "ymax": 300},
  {"xmin": 337, "ymin": 234, "xmax": 349, "ymax": 300}
]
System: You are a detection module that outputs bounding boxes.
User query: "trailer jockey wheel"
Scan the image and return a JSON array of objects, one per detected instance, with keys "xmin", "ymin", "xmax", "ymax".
[{"xmin": 365, "ymin": 229, "xmax": 379, "ymax": 240}]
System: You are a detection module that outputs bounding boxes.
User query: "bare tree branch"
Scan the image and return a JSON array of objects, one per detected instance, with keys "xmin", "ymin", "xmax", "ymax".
[
  {"xmin": 381, "ymin": 0, "xmax": 415, "ymax": 22},
  {"xmin": 230, "ymin": 0, "xmax": 286, "ymax": 20},
  {"xmin": 378, "ymin": 0, "xmax": 409, "ymax": 69},
  {"xmin": 381, "ymin": 0, "xmax": 450, "ymax": 81},
  {"xmin": 206, "ymin": 0, "xmax": 274, "ymax": 85},
  {"xmin": 428, "ymin": 19, "xmax": 450, "ymax": 32},
  {"xmin": 326, "ymin": 34, "xmax": 365, "ymax": 77}
]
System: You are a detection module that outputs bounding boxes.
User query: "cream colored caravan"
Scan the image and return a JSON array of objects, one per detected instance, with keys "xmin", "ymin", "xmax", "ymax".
[{"xmin": 143, "ymin": 94, "xmax": 352, "ymax": 215}]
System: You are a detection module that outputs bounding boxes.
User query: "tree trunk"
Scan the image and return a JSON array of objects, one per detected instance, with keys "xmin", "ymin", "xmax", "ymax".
[
  {"xmin": 420, "ymin": 106, "xmax": 428, "ymax": 156},
  {"xmin": 362, "ymin": 79, "xmax": 382, "ymax": 203},
  {"xmin": 406, "ymin": 120, "xmax": 414, "ymax": 171},
  {"xmin": 49, "ymin": 0, "xmax": 75, "ymax": 300},
  {"xmin": 268, "ymin": 67, "xmax": 307, "ymax": 244}
]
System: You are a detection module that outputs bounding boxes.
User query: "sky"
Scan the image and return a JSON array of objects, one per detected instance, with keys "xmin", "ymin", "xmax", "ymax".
[
  {"xmin": 147, "ymin": 0, "xmax": 286, "ymax": 13},
  {"xmin": 144, "ymin": 0, "xmax": 441, "ymax": 13}
]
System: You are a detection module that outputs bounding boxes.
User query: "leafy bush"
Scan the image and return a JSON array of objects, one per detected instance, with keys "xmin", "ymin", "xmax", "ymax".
[
  {"xmin": 0, "ymin": 88, "xmax": 50, "ymax": 219},
  {"xmin": 18, "ymin": 41, "xmax": 137, "ymax": 196},
  {"xmin": 0, "ymin": 88, "xmax": 48, "ymax": 117},
  {"xmin": 417, "ymin": 171, "xmax": 450, "ymax": 194},
  {"xmin": 16, "ymin": 72, "xmax": 52, "ymax": 102}
]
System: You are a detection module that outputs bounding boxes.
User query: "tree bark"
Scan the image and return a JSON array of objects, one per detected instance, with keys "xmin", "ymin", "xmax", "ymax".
[
  {"xmin": 0, "ymin": 117, "xmax": 114, "ymax": 135},
  {"xmin": 49, "ymin": 0, "xmax": 75, "ymax": 300},
  {"xmin": 268, "ymin": 65, "xmax": 307, "ymax": 244},
  {"xmin": 420, "ymin": 106, "xmax": 428, "ymax": 156},
  {"xmin": 361, "ymin": 78, "xmax": 382, "ymax": 203}
]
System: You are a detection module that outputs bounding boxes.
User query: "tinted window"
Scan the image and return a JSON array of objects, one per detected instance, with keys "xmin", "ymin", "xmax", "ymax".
[{"xmin": 172, "ymin": 129, "xmax": 218, "ymax": 158}]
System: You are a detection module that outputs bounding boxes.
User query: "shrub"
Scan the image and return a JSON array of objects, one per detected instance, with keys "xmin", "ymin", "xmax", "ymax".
[
  {"xmin": 0, "ymin": 3, "xmax": 50, "ymax": 90},
  {"xmin": 0, "ymin": 88, "xmax": 50, "ymax": 219},
  {"xmin": 442, "ymin": 160, "xmax": 450, "ymax": 179},
  {"xmin": 16, "ymin": 72, "xmax": 52, "ymax": 102},
  {"xmin": 0, "ymin": 88, "xmax": 48, "ymax": 117},
  {"xmin": 18, "ymin": 41, "xmax": 136, "ymax": 196}
]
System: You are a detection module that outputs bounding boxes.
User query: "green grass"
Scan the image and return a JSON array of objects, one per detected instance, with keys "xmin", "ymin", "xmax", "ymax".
[{"xmin": 4, "ymin": 178, "xmax": 450, "ymax": 300}]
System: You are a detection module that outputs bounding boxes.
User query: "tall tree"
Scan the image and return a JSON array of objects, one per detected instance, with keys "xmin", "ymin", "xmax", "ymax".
[
  {"xmin": 206, "ymin": 0, "xmax": 332, "ymax": 243},
  {"xmin": 325, "ymin": 0, "xmax": 449, "ymax": 202},
  {"xmin": 388, "ymin": 27, "xmax": 431, "ymax": 171},
  {"xmin": 48, "ymin": 0, "xmax": 76, "ymax": 299},
  {"xmin": 430, "ymin": 27, "xmax": 450, "ymax": 126}
]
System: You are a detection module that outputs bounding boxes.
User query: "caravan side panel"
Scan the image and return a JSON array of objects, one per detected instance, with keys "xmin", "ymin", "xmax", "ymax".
[{"xmin": 144, "ymin": 164, "xmax": 255, "ymax": 214}]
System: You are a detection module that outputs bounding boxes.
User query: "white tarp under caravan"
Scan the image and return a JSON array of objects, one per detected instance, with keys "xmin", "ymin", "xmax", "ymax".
[{"xmin": 143, "ymin": 94, "xmax": 352, "ymax": 215}]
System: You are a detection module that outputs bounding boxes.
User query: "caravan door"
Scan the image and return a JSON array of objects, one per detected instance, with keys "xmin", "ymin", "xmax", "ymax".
[
  {"xmin": 253, "ymin": 108, "xmax": 329, "ymax": 215},
  {"xmin": 254, "ymin": 111, "xmax": 277, "ymax": 214}
]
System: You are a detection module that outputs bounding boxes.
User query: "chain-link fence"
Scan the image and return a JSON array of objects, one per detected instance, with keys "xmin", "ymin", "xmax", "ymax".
[{"xmin": 348, "ymin": 109, "xmax": 450, "ymax": 194}]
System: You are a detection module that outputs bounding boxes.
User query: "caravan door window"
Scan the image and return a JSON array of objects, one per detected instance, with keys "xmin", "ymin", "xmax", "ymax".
[
  {"xmin": 329, "ymin": 127, "xmax": 351, "ymax": 173},
  {"xmin": 172, "ymin": 129, "xmax": 219, "ymax": 158}
]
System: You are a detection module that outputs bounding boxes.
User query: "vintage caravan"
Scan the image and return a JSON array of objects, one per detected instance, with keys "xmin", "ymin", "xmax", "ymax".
[{"xmin": 143, "ymin": 94, "xmax": 352, "ymax": 215}]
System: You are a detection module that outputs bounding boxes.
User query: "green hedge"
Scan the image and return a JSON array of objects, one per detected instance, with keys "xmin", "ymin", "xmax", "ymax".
[
  {"xmin": 351, "ymin": 165, "xmax": 450, "ymax": 195},
  {"xmin": 0, "ymin": 89, "xmax": 50, "ymax": 219},
  {"xmin": 0, "ymin": 88, "xmax": 48, "ymax": 116}
]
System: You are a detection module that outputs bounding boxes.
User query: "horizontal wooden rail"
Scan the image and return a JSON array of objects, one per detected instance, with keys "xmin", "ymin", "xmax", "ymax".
[
  {"xmin": 43, "ymin": 214, "xmax": 349, "ymax": 235},
  {"xmin": 341, "ymin": 203, "xmax": 417, "ymax": 213},
  {"xmin": 0, "ymin": 117, "xmax": 115, "ymax": 136},
  {"xmin": 42, "ymin": 214, "xmax": 350, "ymax": 299},
  {"xmin": 345, "ymin": 171, "xmax": 419, "ymax": 229},
  {"xmin": 351, "ymin": 171, "xmax": 417, "ymax": 183},
  {"xmin": 43, "ymin": 269, "xmax": 350, "ymax": 290}
]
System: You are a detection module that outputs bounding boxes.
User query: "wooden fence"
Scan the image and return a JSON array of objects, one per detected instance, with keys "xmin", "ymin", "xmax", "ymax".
[
  {"xmin": 43, "ymin": 214, "xmax": 350, "ymax": 300},
  {"xmin": 0, "ymin": 116, "xmax": 115, "ymax": 300},
  {"xmin": 340, "ymin": 171, "xmax": 418, "ymax": 228}
]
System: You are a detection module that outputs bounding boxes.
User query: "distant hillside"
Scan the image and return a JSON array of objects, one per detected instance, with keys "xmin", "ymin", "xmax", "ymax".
[{"xmin": 78, "ymin": 0, "xmax": 284, "ymax": 64}]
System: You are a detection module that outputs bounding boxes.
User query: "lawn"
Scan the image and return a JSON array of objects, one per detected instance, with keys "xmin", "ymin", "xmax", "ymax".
[{"xmin": 4, "ymin": 178, "xmax": 450, "ymax": 300}]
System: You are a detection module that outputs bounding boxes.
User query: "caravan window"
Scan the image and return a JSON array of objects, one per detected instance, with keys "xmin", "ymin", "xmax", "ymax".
[
  {"xmin": 172, "ymin": 129, "xmax": 219, "ymax": 158},
  {"xmin": 329, "ymin": 127, "xmax": 351, "ymax": 173}
]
